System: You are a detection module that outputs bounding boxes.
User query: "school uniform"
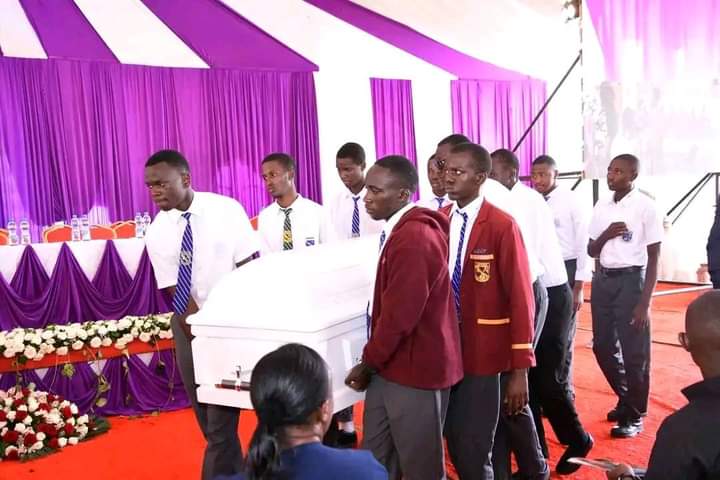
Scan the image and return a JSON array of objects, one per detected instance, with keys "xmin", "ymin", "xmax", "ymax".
[
  {"xmin": 362, "ymin": 204, "xmax": 463, "ymax": 480},
  {"xmin": 145, "ymin": 192, "xmax": 260, "ymax": 480},
  {"xmin": 327, "ymin": 187, "xmax": 384, "ymax": 241},
  {"xmin": 416, "ymin": 194, "xmax": 450, "ymax": 211},
  {"xmin": 439, "ymin": 195, "xmax": 536, "ymax": 480},
  {"xmin": 589, "ymin": 188, "xmax": 663, "ymax": 423},
  {"xmin": 256, "ymin": 195, "xmax": 326, "ymax": 254}
]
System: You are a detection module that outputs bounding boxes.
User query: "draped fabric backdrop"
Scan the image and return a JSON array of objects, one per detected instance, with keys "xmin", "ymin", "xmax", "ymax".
[
  {"xmin": 450, "ymin": 79, "xmax": 547, "ymax": 176},
  {"xmin": 370, "ymin": 78, "xmax": 419, "ymax": 197},
  {"xmin": 0, "ymin": 57, "xmax": 322, "ymax": 238}
]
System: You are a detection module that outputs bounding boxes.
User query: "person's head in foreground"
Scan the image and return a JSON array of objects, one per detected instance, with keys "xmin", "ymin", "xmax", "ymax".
[
  {"xmin": 607, "ymin": 290, "xmax": 720, "ymax": 480},
  {"xmin": 364, "ymin": 155, "xmax": 418, "ymax": 222},
  {"xmin": 247, "ymin": 343, "xmax": 333, "ymax": 479},
  {"xmin": 144, "ymin": 149, "xmax": 193, "ymax": 211}
]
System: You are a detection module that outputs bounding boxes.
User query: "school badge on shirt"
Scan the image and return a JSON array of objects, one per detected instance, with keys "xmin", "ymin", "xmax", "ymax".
[{"xmin": 470, "ymin": 250, "xmax": 494, "ymax": 283}]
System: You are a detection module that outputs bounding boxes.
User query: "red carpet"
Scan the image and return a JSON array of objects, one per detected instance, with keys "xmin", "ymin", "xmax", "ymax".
[{"xmin": 0, "ymin": 287, "xmax": 705, "ymax": 479}]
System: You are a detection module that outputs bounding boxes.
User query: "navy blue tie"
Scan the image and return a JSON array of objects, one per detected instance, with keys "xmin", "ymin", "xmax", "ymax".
[
  {"xmin": 172, "ymin": 212, "xmax": 193, "ymax": 314},
  {"xmin": 367, "ymin": 230, "xmax": 388, "ymax": 339},
  {"xmin": 435, "ymin": 197, "xmax": 445, "ymax": 209},
  {"xmin": 351, "ymin": 196, "xmax": 361, "ymax": 237},
  {"xmin": 451, "ymin": 211, "xmax": 468, "ymax": 320}
]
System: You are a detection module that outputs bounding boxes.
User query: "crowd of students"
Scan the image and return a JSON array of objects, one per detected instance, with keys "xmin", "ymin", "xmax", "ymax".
[{"xmin": 140, "ymin": 135, "xmax": 717, "ymax": 480}]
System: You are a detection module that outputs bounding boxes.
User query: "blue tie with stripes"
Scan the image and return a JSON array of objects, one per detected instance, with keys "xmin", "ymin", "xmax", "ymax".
[
  {"xmin": 436, "ymin": 197, "xmax": 445, "ymax": 209},
  {"xmin": 172, "ymin": 212, "xmax": 193, "ymax": 314},
  {"xmin": 351, "ymin": 196, "xmax": 361, "ymax": 237},
  {"xmin": 366, "ymin": 230, "xmax": 388, "ymax": 339},
  {"xmin": 451, "ymin": 211, "xmax": 468, "ymax": 320}
]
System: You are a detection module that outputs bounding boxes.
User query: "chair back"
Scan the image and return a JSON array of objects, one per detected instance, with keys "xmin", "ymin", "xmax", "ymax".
[
  {"xmin": 0, "ymin": 228, "xmax": 8, "ymax": 246},
  {"xmin": 90, "ymin": 225, "xmax": 117, "ymax": 240},
  {"xmin": 112, "ymin": 221, "xmax": 136, "ymax": 239},
  {"xmin": 43, "ymin": 225, "xmax": 72, "ymax": 243},
  {"xmin": 250, "ymin": 216, "xmax": 258, "ymax": 231}
]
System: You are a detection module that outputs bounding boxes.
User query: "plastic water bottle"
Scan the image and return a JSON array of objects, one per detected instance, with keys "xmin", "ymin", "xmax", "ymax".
[
  {"xmin": 142, "ymin": 211, "xmax": 151, "ymax": 237},
  {"xmin": 134, "ymin": 212, "xmax": 143, "ymax": 238},
  {"xmin": 6, "ymin": 220, "xmax": 19, "ymax": 246},
  {"xmin": 70, "ymin": 215, "xmax": 81, "ymax": 242},
  {"xmin": 80, "ymin": 215, "xmax": 91, "ymax": 241},
  {"xmin": 19, "ymin": 219, "xmax": 31, "ymax": 245}
]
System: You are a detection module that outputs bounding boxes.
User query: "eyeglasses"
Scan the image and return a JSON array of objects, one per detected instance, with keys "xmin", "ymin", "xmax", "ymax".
[{"xmin": 678, "ymin": 332, "xmax": 689, "ymax": 350}]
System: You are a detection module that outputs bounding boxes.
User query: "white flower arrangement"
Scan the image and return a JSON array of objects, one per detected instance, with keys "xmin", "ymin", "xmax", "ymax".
[{"xmin": 0, "ymin": 314, "xmax": 173, "ymax": 364}]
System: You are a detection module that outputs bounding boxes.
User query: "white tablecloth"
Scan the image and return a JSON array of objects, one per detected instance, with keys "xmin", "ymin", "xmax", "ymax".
[{"xmin": 0, "ymin": 238, "xmax": 147, "ymax": 283}]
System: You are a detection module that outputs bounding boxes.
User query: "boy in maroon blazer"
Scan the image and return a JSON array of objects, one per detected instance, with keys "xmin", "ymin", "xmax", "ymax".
[
  {"xmin": 441, "ymin": 143, "xmax": 536, "ymax": 480},
  {"xmin": 345, "ymin": 155, "xmax": 463, "ymax": 480}
]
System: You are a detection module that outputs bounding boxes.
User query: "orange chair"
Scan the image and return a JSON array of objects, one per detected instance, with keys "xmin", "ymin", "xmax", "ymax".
[
  {"xmin": 250, "ymin": 216, "xmax": 258, "ymax": 230},
  {"xmin": 43, "ymin": 225, "xmax": 72, "ymax": 243},
  {"xmin": 112, "ymin": 221, "xmax": 137, "ymax": 239},
  {"xmin": 0, "ymin": 228, "xmax": 8, "ymax": 246},
  {"xmin": 90, "ymin": 225, "xmax": 117, "ymax": 240}
]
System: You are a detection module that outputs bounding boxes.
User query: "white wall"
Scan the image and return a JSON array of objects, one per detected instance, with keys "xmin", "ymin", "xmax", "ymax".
[{"xmin": 221, "ymin": 0, "xmax": 454, "ymax": 202}]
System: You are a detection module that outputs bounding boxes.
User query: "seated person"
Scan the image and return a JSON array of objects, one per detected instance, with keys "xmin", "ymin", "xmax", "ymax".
[
  {"xmin": 223, "ymin": 343, "xmax": 387, "ymax": 480},
  {"xmin": 606, "ymin": 290, "xmax": 720, "ymax": 480}
]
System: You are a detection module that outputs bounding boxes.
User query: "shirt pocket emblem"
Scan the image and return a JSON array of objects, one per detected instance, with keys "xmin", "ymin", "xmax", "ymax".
[{"xmin": 474, "ymin": 261, "xmax": 491, "ymax": 283}]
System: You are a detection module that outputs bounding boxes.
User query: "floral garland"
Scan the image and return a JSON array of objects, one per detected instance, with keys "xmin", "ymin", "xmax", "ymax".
[
  {"xmin": 0, "ymin": 384, "xmax": 110, "ymax": 461},
  {"xmin": 0, "ymin": 314, "xmax": 173, "ymax": 364}
]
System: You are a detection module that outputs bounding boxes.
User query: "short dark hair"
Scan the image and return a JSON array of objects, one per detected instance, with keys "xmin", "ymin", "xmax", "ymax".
[
  {"xmin": 612, "ymin": 153, "xmax": 640, "ymax": 172},
  {"xmin": 262, "ymin": 152, "xmax": 295, "ymax": 172},
  {"xmin": 145, "ymin": 149, "xmax": 190, "ymax": 172},
  {"xmin": 491, "ymin": 148, "xmax": 520, "ymax": 171},
  {"xmin": 451, "ymin": 143, "xmax": 492, "ymax": 173},
  {"xmin": 336, "ymin": 142, "xmax": 366, "ymax": 166},
  {"xmin": 438, "ymin": 134, "xmax": 471, "ymax": 147},
  {"xmin": 532, "ymin": 155, "xmax": 557, "ymax": 169},
  {"xmin": 375, "ymin": 155, "xmax": 419, "ymax": 193},
  {"xmin": 247, "ymin": 344, "xmax": 330, "ymax": 480}
]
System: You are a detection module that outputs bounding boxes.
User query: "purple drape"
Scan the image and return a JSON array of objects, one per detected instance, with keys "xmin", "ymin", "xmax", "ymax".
[
  {"xmin": 370, "ymin": 78, "xmax": 419, "ymax": 197},
  {"xmin": 0, "ymin": 349, "xmax": 189, "ymax": 415},
  {"xmin": 0, "ymin": 57, "xmax": 322, "ymax": 236},
  {"xmin": 0, "ymin": 241, "xmax": 169, "ymax": 330},
  {"xmin": 586, "ymin": 0, "xmax": 720, "ymax": 83},
  {"xmin": 450, "ymin": 79, "xmax": 547, "ymax": 176}
]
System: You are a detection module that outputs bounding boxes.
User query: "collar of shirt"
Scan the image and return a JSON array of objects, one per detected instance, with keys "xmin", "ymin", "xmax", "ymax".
[
  {"xmin": 341, "ymin": 187, "xmax": 366, "ymax": 201},
  {"xmin": 607, "ymin": 187, "xmax": 637, "ymax": 206},
  {"xmin": 380, "ymin": 203, "xmax": 416, "ymax": 251},
  {"xmin": 271, "ymin": 194, "xmax": 305, "ymax": 216},
  {"xmin": 448, "ymin": 195, "xmax": 484, "ymax": 274},
  {"xmin": 682, "ymin": 375, "xmax": 720, "ymax": 402},
  {"xmin": 450, "ymin": 194, "xmax": 483, "ymax": 220},
  {"xmin": 166, "ymin": 191, "xmax": 205, "ymax": 224}
]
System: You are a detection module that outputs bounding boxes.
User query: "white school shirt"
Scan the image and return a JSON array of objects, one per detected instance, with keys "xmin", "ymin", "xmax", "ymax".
[
  {"xmin": 257, "ymin": 195, "xmax": 326, "ymax": 254},
  {"xmin": 589, "ymin": 188, "xmax": 663, "ymax": 269},
  {"xmin": 145, "ymin": 191, "xmax": 260, "ymax": 309},
  {"xmin": 448, "ymin": 195, "xmax": 483, "ymax": 276},
  {"xmin": 544, "ymin": 185, "xmax": 593, "ymax": 282},
  {"xmin": 327, "ymin": 187, "xmax": 384, "ymax": 241},
  {"xmin": 416, "ymin": 194, "xmax": 450, "ymax": 211},
  {"xmin": 509, "ymin": 182, "xmax": 568, "ymax": 287}
]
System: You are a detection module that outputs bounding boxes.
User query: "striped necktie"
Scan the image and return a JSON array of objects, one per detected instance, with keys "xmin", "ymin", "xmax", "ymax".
[
  {"xmin": 351, "ymin": 196, "xmax": 361, "ymax": 238},
  {"xmin": 367, "ymin": 229, "xmax": 389, "ymax": 339},
  {"xmin": 172, "ymin": 212, "xmax": 193, "ymax": 314},
  {"xmin": 378, "ymin": 230, "xmax": 387, "ymax": 251},
  {"xmin": 451, "ymin": 211, "xmax": 469, "ymax": 320},
  {"xmin": 435, "ymin": 197, "xmax": 445, "ymax": 209},
  {"xmin": 281, "ymin": 207, "xmax": 293, "ymax": 250}
]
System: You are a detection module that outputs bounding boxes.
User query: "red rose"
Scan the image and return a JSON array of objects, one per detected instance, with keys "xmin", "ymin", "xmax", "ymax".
[
  {"xmin": 3, "ymin": 430, "xmax": 20, "ymax": 444},
  {"xmin": 61, "ymin": 406, "xmax": 72, "ymax": 418},
  {"xmin": 21, "ymin": 387, "xmax": 30, "ymax": 397},
  {"xmin": 47, "ymin": 426, "xmax": 59, "ymax": 438},
  {"xmin": 38, "ymin": 403, "xmax": 51, "ymax": 412},
  {"xmin": 13, "ymin": 398, "xmax": 25, "ymax": 408},
  {"xmin": 15, "ymin": 410, "xmax": 28, "ymax": 422},
  {"xmin": 63, "ymin": 424, "xmax": 74, "ymax": 436},
  {"xmin": 22, "ymin": 432, "xmax": 37, "ymax": 446},
  {"xmin": 48, "ymin": 437, "xmax": 59, "ymax": 449},
  {"xmin": 5, "ymin": 448, "xmax": 19, "ymax": 460},
  {"xmin": 0, "ymin": 410, "xmax": 6, "ymax": 421}
]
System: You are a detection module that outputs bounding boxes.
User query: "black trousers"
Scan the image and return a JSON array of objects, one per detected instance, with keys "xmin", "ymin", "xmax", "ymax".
[
  {"xmin": 711, "ymin": 269, "xmax": 720, "ymax": 289},
  {"xmin": 591, "ymin": 269, "xmax": 650, "ymax": 420},
  {"xmin": 529, "ymin": 283, "xmax": 587, "ymax": 450},
  {"xmin": 563, "ymin": 259, "xmax": 579, "ymax": 393},
  {"xmin": 492, "ymin": 279, "xmax": 549, "ymax": 479}
]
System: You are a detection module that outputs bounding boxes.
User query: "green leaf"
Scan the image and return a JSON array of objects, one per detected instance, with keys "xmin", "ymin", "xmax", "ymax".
[
  {"xmin": 95, "ymin": 397, "xmax": 108, "ymax": 408},
  {"xmin": 61, "ymin": 363, "xmax": 75, "ymax": 378}
]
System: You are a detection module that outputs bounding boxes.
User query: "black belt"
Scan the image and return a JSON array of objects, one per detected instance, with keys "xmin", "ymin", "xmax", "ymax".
[{"xmin": 598, "ymin": 266, "xmax": 643, "ymax": 276}]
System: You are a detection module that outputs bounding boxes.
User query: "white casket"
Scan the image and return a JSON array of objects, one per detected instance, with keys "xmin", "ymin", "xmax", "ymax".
[{"xmin": 188, "ymin": 235, "xmax": 378, "ymax": 412}]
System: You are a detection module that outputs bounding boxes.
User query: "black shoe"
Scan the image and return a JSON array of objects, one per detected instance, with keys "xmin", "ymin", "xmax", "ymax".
[
  {"xmin": 611, "ymin": 419, "xmax": 643, "ymax": 438},
  {"xmin": 608, "ymin": 405, "xmax": 647, "ymax": 422},
  {"xmin": 556, "ymin": 433, "xmax": 594, "ymax": 475},
  {"xmin": 336, "ymin": 430, "xmax": 358, "ymax": 448}
]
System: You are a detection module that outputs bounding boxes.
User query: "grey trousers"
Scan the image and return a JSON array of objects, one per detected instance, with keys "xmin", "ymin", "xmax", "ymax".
[
  {"xmin": 591, "ymin": 269, "xmax": 650, "ymax": 420},
  {"xmin": 172, "ymin": 317, "xmax": 243, "ymax": 480},
  {"xmin": 445, "ymin": 374, "xmax": 501, "ymax": 480},
  {"xmin": 363, "ymin": 375, "xmax": 450, "ymax": 480}
]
